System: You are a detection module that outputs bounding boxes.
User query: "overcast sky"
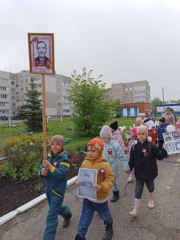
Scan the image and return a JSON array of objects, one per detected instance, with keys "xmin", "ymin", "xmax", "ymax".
[{"xmin": 1, "ymin": 0, "xmax": 180, "ymax": 101}]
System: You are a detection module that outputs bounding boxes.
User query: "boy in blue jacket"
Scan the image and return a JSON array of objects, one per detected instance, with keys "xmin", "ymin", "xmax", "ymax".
[{"xmin": 39, "ymin": 135, "xmax": 72, "ymax": 240}]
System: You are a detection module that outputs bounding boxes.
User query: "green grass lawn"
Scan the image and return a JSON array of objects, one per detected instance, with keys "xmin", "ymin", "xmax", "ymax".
[{"xmin": 0, "ymin": 117, "xmax": 136, "ymax": 148}]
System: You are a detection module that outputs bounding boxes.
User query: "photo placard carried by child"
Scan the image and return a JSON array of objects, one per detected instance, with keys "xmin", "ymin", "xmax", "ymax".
[
  {"xmin": 163, "ymin": 131, "xmax": 180, "ymax": 154},
  {"xmin": 77, "ymin": 168, "xmax": 97, "ymax": 201}
]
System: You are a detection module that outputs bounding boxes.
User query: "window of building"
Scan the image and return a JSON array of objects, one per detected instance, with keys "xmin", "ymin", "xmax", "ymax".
[
  {"xmin": 63, "ymin": 109, "xmax": 70, "ymax": 113},
  {"xmin": 0, "ymin": 86, "xmax": 6, "ymax": 91},
  {"xmin": 0, "ymin": 94, "xmax": 7, "ymax": 99}
]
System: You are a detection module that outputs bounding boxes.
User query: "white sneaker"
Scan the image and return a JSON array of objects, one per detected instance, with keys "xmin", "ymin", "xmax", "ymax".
[{"xmin": 128, "ymin": 174, "xmax": 134, "ymax": 182}]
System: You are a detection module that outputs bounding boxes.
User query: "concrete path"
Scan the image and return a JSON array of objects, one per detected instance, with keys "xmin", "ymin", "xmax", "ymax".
[{"xmin": 0, "ymin": 155, "xmax": 180, "ymax": 240}]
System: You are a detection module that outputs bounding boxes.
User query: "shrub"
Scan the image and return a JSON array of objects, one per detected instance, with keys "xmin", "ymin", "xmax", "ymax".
[
  {"xmin": 0, "ymin": 135, "xmax": 43, "ymax": 181},
  {"xmin": 0, "ymin": 135, "xmax": 87, "ymax": 181}
]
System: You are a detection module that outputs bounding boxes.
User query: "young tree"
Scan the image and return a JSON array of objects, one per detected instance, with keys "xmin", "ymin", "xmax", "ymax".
[
  {"xmin": 151, "ymin": 97, "xmax": 165, "ymax": 115},
  {"xmin": 69, "ymin": 68, "xmax": 115, "ymax": 137},
  {"xmin": 112, "ymin": 99, "xmax": 122, "ymax": 118},
  {"xmin": 20, "ymin": 78, "xmax": 42, "ymax": 132}
]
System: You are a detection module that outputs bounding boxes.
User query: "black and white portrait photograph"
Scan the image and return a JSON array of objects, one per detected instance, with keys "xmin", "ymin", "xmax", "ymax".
[{"xmin": 28, "ymin": 33, "xmax": 55, "ymax": 74}]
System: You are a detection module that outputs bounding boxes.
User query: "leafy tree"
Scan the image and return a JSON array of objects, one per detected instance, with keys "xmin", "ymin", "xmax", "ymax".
[
  {"xmin": 69, "ymin": 68, "xmax": 115, "ymax": 137},
  {"xmin": 20, "ymin": 78, "xmax": 42, "ymax": 132},
  {"xmin": 112, "ymin": 99, "xmax": 122, "ymax": 118},
  {"xmin": 151, "ymin": 97, "xmax": 165, "ymax": 115}
]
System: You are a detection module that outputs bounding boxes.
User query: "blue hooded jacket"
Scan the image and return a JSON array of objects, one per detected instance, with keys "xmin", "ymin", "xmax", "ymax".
[{"xmin": 39, "ymin": 149, "xmax": 70, "ymax": 199}]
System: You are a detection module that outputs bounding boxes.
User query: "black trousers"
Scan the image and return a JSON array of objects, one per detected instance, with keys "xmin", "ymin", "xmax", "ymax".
[
  {"xmin": 135, "ymin": 178, "xmax": 154, "ymax": 199},
  {"xmin": 158, "ymin": 139, "xmax": 164, "ymax": 150}
]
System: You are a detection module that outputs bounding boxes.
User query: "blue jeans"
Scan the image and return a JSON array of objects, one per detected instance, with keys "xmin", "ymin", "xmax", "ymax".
[
  {"xmin": 43, "ymin": 192, "xmax": 71, "ymax": 240},
  {"xmin": 135, "ymin": 178, "xmax": 155, "ymax": 199},
  {"xmin": 77, "ymin": 198, "xmax": 113, "ymax": 238}
]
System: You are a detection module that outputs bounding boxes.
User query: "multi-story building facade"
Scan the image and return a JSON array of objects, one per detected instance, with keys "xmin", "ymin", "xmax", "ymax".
[
  {"xmin": 111, "ymin": 80, "xmax": 151, "ymax": 117},
  {"xmin": 0, "ymin": 70, "xmax": 73, "ymax": 118},
  {"xmin": 111, "ymin": 80, "xmax": 150, "ymax": 103},
  {"xmin": 0, "ymin": 71, "xmax": 16, "ymax": 119}
]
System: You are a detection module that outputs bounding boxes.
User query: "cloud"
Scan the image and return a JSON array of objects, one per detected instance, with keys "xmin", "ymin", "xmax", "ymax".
[{"xmin": 0, "ymin": 0, "xmax": 180, "ymax": 100}]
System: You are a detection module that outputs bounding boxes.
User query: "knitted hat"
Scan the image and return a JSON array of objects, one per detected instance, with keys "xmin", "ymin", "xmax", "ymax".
[
  {"xmin": 99, "ymin": 125, "xmax": 112, "ymax": 139},
  {"xmin": 131, "ymin": 127, "xmax": 137, "ymax": 136},
  {"xmin": 49, "ymin": 135, "xmax": 64, "ymax": 146},
  {"xmin": 87, "ymin": 138, "xmax": 104, "ymax": 155},
  {"xmin": 175, "ymin": 121, "xmax": 180, "ymax": 127},
  {"xmin": 145, "ymin": 120, "xmax": 156, "ymax": 130},
  {"xmin": 110, "ymin": 121, "xmax": 118, "ymax": 130}
]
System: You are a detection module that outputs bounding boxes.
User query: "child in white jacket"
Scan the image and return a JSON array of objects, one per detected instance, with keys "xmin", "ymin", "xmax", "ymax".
[{"xmin": 100, "ymin": 125, "xmax": 130, "ymax": 202}]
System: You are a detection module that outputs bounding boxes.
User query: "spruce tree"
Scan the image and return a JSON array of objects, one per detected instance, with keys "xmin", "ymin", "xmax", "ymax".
[{"xmin": 20, "ymin": 78, "xmax": 42, "ymax": 132}]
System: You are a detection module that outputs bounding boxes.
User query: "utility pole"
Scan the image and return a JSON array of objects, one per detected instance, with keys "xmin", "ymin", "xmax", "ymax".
[{"xmin": 162, "ymin": 87, "xmax": 165, "ymax": 112}]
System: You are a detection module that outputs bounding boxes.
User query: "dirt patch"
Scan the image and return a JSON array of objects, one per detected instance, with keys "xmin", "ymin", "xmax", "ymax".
[
  {"xmin": 0, "ymin": 176, "xmax": 44, "ymax": 217},
  {"xmin": 0, "ymin": 152, "xmax": 85, "ymax": 217}
]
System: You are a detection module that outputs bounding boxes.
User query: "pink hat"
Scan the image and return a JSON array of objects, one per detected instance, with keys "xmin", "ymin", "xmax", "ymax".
[
  {"xmin": 175, "ymin": 121, "xmax": 180, "ymax": 127},
  {"xmin": 131, "ymin": 127, "xmax": 137, "ymax": 136}
]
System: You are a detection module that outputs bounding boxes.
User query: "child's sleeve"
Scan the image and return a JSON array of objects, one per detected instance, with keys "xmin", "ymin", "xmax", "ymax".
[
  {"xmin": 100, "ymin": 165, "xmax": 114, "ymax": 192},
  {"xmin": 49, "ymin": 156, "xmax": 70, "ymax": 179},
  {"xmin": 128, "ymin": 146, "xmax": 135, "ymax": 171},
  {"xmin": 116, "ymin": 133, "xmax": 126, "ymax": 151},
  {"xmin": 116, "ymin": 144, "xmax": 130, "ymax": 172},
  {"xmin": 152, "ymin": 143, "xmax": 168, "ymax": 160}
]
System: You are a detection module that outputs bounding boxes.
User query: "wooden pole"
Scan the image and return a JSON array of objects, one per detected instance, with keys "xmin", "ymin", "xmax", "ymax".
[{"xmin": 41, "ymin": 74, "xmax": 47, "ymax": 160}]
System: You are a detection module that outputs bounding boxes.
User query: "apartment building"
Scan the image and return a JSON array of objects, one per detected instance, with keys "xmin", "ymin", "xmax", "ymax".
[
  {"xmin": 0, "ymin": 70, "xmax": 73, "ymax": 118},
  {"xmin": 111, "ymin": 80, "xmax": 151, "ymax": 117},
  {"xmin": 0, "ymin": 71, "xmax": 16, "ymax": 119},
  {"xmin": 111, "ymin": 80, "xmax": 150, "ymax": 103},
  {"xmin": 43, "ymin": 74, "xmax": 72, "ymax": 117}
]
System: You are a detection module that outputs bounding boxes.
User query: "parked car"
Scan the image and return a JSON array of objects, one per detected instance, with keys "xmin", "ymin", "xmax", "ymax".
[
  {"xmin": 0, "ymin": 116, "xmax": 9, "ymax": 120},
  {"xmin": 11, "ymin": 115, "xmax": 24, "ymax": 120}
]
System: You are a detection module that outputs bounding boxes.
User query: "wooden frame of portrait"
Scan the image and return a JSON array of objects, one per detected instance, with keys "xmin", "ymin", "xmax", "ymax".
[{"xmin": 28, "ymin": 33, "xmax": 55, "ymax": 75}]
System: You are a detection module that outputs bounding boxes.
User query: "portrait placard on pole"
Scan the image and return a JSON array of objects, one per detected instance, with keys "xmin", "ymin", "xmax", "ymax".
[
  {"xmin": 28, "ymin": 33, "xmax": 55, "ymax": 160},
  {"xmin": 28, "ymin": 33, "xmax": 55, "ymax": 75}
]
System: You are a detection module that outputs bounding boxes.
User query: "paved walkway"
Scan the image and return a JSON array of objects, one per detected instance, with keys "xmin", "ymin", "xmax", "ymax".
[{"xmin": 0, "ymin": 155, "xmax": 180, "ymax": 240}]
